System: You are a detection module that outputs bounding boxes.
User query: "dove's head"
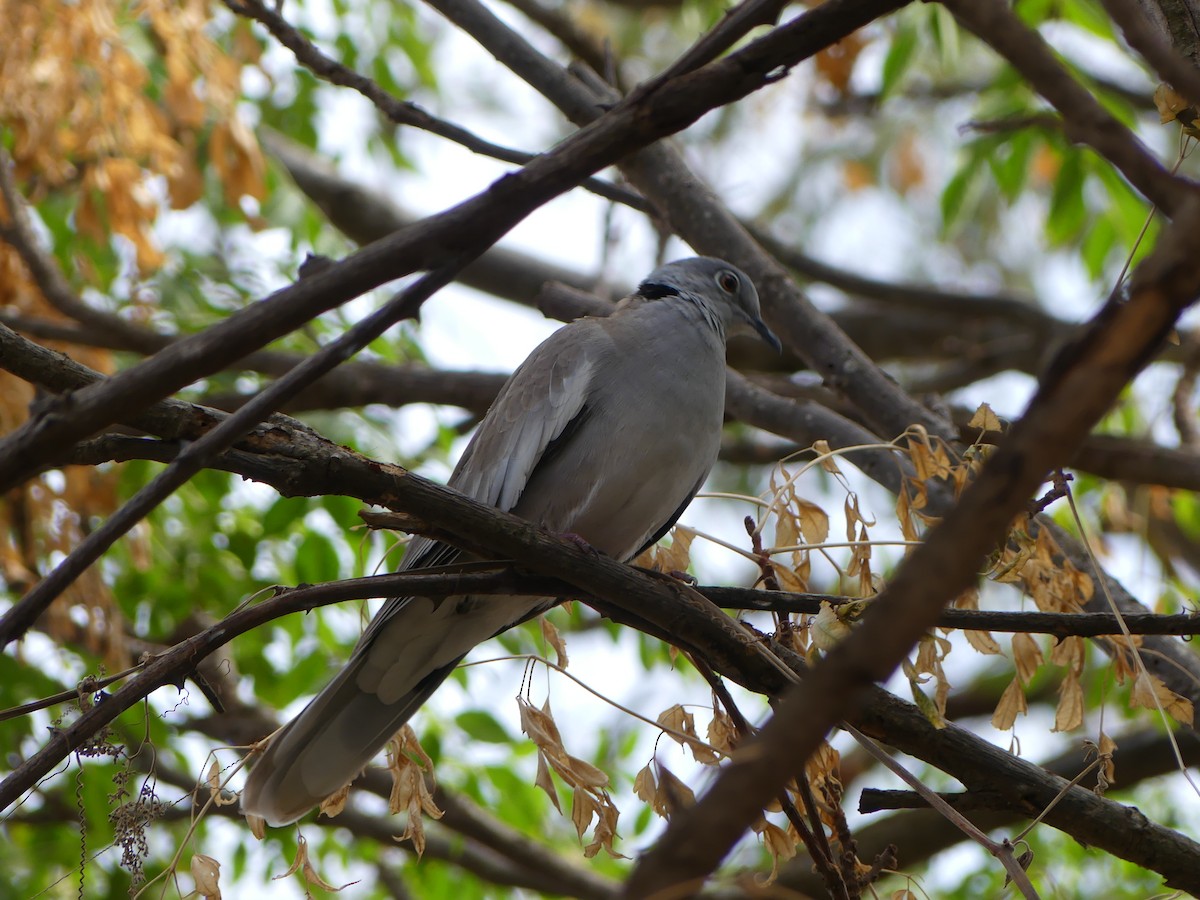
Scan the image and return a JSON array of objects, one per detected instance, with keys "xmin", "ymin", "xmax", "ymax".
[{"xmin": 637, "ymin": 257, "xmax": 781, "ymax": 351}]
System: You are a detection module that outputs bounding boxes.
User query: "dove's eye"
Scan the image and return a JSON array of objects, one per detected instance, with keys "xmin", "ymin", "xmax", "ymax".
[{"xmin": 717, "ymin": 271, "xmax": 739, "ymax": 293}]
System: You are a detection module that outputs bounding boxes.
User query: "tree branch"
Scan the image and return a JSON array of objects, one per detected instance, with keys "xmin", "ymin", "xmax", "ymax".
[
  {"xmin": 0, "ymin": 0, "xmax": 900, "ymax": 494},
  {"xmin": 624, "ymin": 196, "xmax": 1200, "ymax": 897},
  {"xmin": 943, "ymin": 0, "xmax": 1198, "ymax": 214}
]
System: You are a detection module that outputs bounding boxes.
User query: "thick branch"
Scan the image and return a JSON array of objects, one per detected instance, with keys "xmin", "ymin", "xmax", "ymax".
[
  {"xmin": 943, "ymin": 0, "xmax": 1198, "ymax": 214},
  {"xmin": 0, "ymin": 0, "xmax": 907, "ymax": 494},
  {"xmin": 624, "ymin": 198, "xmax": 1200, "ymax": 897}
]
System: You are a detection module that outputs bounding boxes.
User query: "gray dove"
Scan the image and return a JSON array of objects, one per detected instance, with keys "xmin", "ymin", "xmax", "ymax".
[{"xmin": 241, "ymin": 257, "xmax": 777, "ymax": 825}]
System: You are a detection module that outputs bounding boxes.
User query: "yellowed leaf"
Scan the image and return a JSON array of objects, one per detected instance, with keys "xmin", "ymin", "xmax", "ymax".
[
  {"xmin": 812, "ymin": 440, "xmax": 842, "ymax": 474},
  {"xmin": 1012, "ymin": 632, "xmax": 1044, "ymax": 684},
  {"xmin": 968, "ymin": 402, "xmax": 1002, "ymax": 433},
  {"xmin": 775, "ymin": 507, "xmax": 799, "ymax": 552},
  {"xmin": 1131, "ymin": 672, "xmax": 1195, "ymax": 725},
  {"xmin": 190, "ymin": 854, "xmax": 221, "ymax": 900},
  {"xmin": 657, "ymin": 526, "xmax": 695, "ymax": 574},
  {"xmin": 1155, "ymin": 83, "xmax": 1193, "ymax": 124},
  {"xmin": 991, "ymin": 677, "xmax": 1028, "ymax": 731},
  {"xmin": 541, "ymin": 616, "xmax": 569, "ymax": 669},
  {"xmin": 909, "ymin": 681, "xmax": 947, "ymax": 729},
  {"xmin": 812, "ymin": 601, "xmax": 851, "ymax": 651},
  {"xmin": 964, "ymin": 627, "xmax": 1002, "ymax": 656},
  {"xmin": 774, "ymin": 557, "xmax": 810, "ymax": 593},
  {"xmin": 797, "ymin": 499, "xmax": 830, "ymax": 544},
  {"xmin": 1054, "ymin": 671, "xmax": 1084, "ymax": 732}
]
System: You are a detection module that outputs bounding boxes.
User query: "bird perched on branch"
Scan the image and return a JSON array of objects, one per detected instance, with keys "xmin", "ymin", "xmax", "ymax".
[{"xmin": 241, "ymin": 256, "xmax": 778, "ymax": 826}]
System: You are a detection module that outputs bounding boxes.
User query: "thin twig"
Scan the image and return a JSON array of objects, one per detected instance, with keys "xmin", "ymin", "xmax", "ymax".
[{"xmin": 844, "ymin": 723, "xmax": 1040, "ymax": 900}]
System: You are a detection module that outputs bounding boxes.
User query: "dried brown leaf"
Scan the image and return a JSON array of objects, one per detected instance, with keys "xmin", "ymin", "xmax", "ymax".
[
  {"xmin": 1053, "ymin": 671, "xmax": 1084, "ymax": 732},
  {"xmin": 991, "ymin": 677, "xmax": 1028, "ymax": 731},
  {"xmin": 571, "ymin": 786, "xmax": 597, "ymax": 839},
  {"xmin": 633, "ymin": 764, "xmax": 656, "ymax": 807},
  {"xmin": 758, "ymin": 820, "xmax": 797, "ymax": 883},
  {"xmin": 583, "ymin": 799, "xmax": 624, "ymax": 859},
  {"xmin": 535, "ymin": 751, "xmax": 562, "ymax": 812},
  {"xmin": 318, "ymin": 783, "xmax": 350, "ymax": 819},
  {"xmin": 1131, "ymin": 672, "xmax": 1195, "ymax": 725},
  {"xmin": 245, "ymin": 813, "xmax": 265, "ymax": 841},
  {"xmin": 1049, "ymin": 635, "xmax": 1085, "ymax": 673},
  {"xmin": 707, "ymin": 707, "xmax": 738, "ymax": 755},
  {"xmin": 541, "ymin": 616, "xmax": 569, "ymax": 669},
  {"xmin": 1012, "ymin": 632, "xmax": 1044, "ymax": 684},
  {"xmin": 563, "ymin": 754, "xmax": 610, "ymax": 789},
  {"xmin": 654, "ymin": 763, "xmax": 695, "ymax": 818},
  {"xmin": 519, "ymin": 697, "xmax": 564, "ymax": 751},
  {"xmin": 964, "ymin": 626, "xmax": 1002, "ymax": 656},
  {"xmin": 190, "ymin": 854, "xmax": 221, "ymax": 900},
  {"xmin": 656, "ymin": 704, "xmax": 696, "ymax": 745}
]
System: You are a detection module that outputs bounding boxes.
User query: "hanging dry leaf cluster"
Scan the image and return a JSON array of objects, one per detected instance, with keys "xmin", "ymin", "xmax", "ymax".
[
  {"xmin": 519, "ymin": 695, "xmax": 622, "ymax": 858},
  {"xmin": 383, "ymin": 724, "xmax": 445, "ymax": 857},
  {"xmin": 0, "ymin": 0, "xmax": 269, "ymax": 676},
  {"xmin": 0, "ymin": 0, "xmax": 265, "ymax": 271}
]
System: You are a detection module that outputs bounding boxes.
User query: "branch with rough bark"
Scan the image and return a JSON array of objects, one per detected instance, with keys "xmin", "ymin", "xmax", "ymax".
[{"xmin": 624, "ymin": 196, "xmax": 1200, "ymax": 896}]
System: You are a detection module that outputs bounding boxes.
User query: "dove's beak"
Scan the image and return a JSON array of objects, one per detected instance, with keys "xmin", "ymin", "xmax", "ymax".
[{"xmin": 752, "ymin": 316, "xmax": 782, "ymax": 352}]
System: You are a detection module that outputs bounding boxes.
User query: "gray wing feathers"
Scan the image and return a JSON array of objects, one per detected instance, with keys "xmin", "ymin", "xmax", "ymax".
[{"xmin": 451, "ymin": 332, "xmax": 599, "ymax": 512}]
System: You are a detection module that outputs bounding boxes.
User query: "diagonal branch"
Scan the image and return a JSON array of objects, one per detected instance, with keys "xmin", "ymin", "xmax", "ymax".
[
  {"xmin": 0, "ymin": 0, "xmax": 913, "ymax": 496},
  {"xmin": 942, "ymin": 0, "xmax": 1197, "ymax": 214},
  {"xmin": 0, "ymin": 265, "xmax": 461, "ymax": 648},
  {"xmin": 624, "ymin": 196, "xmax": 1200, "ymax": 897}
]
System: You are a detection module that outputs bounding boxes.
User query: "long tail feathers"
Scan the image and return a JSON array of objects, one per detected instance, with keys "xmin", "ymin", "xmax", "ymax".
[
  {"xmin": 240, "ymin": 651, "xmax": 460, "ymax": 826},
  {"xmin": 241, "ymin": 594, "xmax": 540, "ymax": 826}
]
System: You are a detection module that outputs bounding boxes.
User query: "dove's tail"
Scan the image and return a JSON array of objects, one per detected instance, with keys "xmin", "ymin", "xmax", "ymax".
[
  {"xmin": 241, "ymin": 593, "xmax": 540, "ymax": 826},
  {"xmin": 239, "ymin": 647, "xmax": 461, "ymax": 826}
]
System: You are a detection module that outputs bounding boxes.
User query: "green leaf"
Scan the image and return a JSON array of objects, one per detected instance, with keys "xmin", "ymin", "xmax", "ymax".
[
  {"xmin": 880, "ymin": 20, "xmax": 918, "ymax": 98},
  {"xmin": 455, "ymin": 710, "xmax": 511, "ymax": 743},
  {"xmin": 988, "ymin": 130, "xmax": 1035, "ymax": 203},
  {"xmin": 262, "ymin": 495, "xmax": 310, "ymax": 537},
  {"xmin": 1046, "ymin": 151, "xmax": 1086, "ymax": 245},
  {"xmin": 940, "ymin": 162, "xmax": 976, "ymax": 228},
  {"xmin": 1081, "ymin": 215, "xmax": 1117, "ymax": 279},
  {"xmin": 295, "ymin": 531, "xmax": 341, "ymax": 584}
]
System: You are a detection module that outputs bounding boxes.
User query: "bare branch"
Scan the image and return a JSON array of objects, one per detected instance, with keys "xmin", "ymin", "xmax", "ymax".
[
  {"xmin": 624, "ymin": 196, "xmax": 1200, "ymax": 897},
  {"xmin": 942, "ymin": 0, "xmax": 1196, "ymax": 214},
  {"xmin": 0, "ymin": 0, "xmax": 903, "ymax": 495}
]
